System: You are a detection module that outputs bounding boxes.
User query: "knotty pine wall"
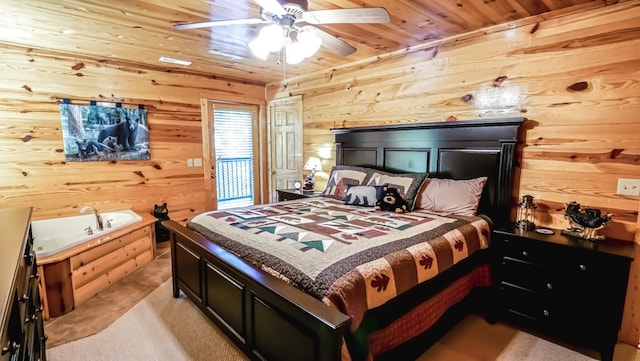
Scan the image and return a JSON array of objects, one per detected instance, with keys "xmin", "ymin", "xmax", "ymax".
[
  {"xmin": 0, "ymin": 43, "xmax": 265, "ymax": 223},
  {"xmin": 268, "ymin": 2, "xmax": 640, "ymax": 343}
]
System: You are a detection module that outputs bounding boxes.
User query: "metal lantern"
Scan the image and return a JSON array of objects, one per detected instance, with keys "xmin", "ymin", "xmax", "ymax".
[{"xmin": 516, "ymin": 195, "xmax": 537, "ymax": 230}]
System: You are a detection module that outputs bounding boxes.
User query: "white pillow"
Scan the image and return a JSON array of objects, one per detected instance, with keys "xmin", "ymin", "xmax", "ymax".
[{"xmin": 416, "ymin": 177, "xmax": 487, "ymax": 216}]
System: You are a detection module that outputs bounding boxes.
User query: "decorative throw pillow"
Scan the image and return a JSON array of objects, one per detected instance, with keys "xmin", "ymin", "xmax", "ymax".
[
  {"xmin": 323, "ymin": 165, "xmax": 371, "ymax": 200},
  {"xmin": 344, "ymin": 185, "xmax": 384, "ymax": 207},
  {"xmin": 365, "ymin": 170, "xmax": 428, "ymax": 211},
  {"xmin": 415, "ymin": 176, "xmax": 488, "ymax": 216}
]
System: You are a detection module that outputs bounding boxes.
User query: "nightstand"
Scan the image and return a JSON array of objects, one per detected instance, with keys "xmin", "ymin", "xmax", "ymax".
[
  {"xmin": 491, "ymin": 227, "xmax": 634, "ymax": 361},
  {"xmin": 276, "ymin": 189, "xmax": 322, "ymax": 202}
]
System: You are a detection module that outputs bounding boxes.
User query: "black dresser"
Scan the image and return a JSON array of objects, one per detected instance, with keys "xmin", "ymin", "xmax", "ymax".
[
  {"xmin": 0, "ymin": 207, "xmax": 47, "ymax": 361},
  {"xmin": 492, "ymin": 227, "xmax": 634, "ymax": 361}
]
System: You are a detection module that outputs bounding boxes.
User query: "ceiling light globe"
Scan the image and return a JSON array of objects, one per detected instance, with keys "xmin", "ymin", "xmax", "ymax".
[
  {"xmin": 259, "ymin": 24, "xmax": 285, "ymax": 52},
  {"xmin": 285, "ymin": 42, "xmax": 305, "ymax": 64},
  {"xmin": 249, "ymin": 38, "xmax": 269, "ymax": 60},
  {"xmin": 297, "ymin": 29, "xmax": 322, "ymax": 57}
]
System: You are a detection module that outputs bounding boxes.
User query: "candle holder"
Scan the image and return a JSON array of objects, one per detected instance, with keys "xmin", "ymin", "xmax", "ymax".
[{"xmin": 516, "ymin": 195, "xmax": 537, "ymax": 230}]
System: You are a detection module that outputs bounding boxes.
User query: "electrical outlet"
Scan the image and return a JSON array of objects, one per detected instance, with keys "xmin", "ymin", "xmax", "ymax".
[
  {"xmin": 193, "ymin": 158, "xmax": 202, "ymax": 167},
  {"xmin": 617, "ymin": 178, "xmax": 640, "ymax": 196}
]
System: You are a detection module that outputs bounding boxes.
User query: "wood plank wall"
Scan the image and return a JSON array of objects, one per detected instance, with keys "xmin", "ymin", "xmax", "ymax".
[
  {"xmin": 0, "ymin": 43, "xmax": 265, "ymax": 223},
  {"xmin": 267, "ymin": 1, "xmax": 640, "ymax": 344}
]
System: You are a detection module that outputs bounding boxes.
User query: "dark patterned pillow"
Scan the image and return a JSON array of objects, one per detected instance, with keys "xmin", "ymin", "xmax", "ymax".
[
  {"xmin": 344, "ymin": 185, "xmax": 384, "ymax": 207},
  {"xmin": 323, "ymin": 165, "xmax": 371, "ymax": 200},
  {"xmin": 365, "ymin": 170, "xmax": 428, "ymax": 211}
]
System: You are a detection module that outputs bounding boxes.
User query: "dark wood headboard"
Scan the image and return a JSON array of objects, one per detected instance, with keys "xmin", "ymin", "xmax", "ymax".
[{"xmin": 330, "ymin": 118, "xmax": 524, "ymax": 227}]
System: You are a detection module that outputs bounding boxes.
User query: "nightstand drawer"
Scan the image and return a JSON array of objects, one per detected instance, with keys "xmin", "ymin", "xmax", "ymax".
[
  {"xmin": 497, "ymin": 257, "xmax": 556, "ymax": 294},
  {"xmin": 498, "ymin": 284, "xmax": 556, "ymax": 324},
  {"xmin": 494, "ymin": 237, "xmax": 554, "ymax": 265}
]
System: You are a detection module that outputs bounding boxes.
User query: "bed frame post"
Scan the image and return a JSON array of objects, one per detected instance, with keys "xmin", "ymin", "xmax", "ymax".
[{"xmin": 496, "ymin": 140, "xmax": 518, "ymax": 227}]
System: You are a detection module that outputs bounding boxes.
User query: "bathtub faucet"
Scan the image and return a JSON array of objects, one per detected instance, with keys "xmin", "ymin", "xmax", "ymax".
[{"xmin": 80, "ymin": 206, "xmax": 104, "ymax": 232}]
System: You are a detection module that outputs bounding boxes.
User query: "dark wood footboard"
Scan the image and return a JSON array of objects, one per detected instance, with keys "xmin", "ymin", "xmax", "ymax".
[{"xmin": 163, "ymin": 220, "xmax": 351, "ymax": 361}]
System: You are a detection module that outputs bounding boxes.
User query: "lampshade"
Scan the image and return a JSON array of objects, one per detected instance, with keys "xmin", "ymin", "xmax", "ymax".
[
  {"xmin": 249, "ymin": 25, "xmax": 322, "ymax": 63},
  {"xmin": 303, "ymin": 157, "xmax": 322, "ymax": 172}
]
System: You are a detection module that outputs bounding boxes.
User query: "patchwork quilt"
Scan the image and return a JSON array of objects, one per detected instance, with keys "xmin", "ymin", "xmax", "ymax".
[{"xmin": 187, "ymin": 197, "xmax": 491, "ymax": 331}]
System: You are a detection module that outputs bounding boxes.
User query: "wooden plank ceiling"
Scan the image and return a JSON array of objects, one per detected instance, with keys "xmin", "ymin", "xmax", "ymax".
[{"xmin": 2, "ymin": 0, "xmax": 617, "ymax": 85}]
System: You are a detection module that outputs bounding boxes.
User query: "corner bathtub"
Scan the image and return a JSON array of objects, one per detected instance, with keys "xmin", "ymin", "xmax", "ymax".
[
  {"xmin": 32, "ymin": 209, "xmax": 143, "ymax": 257},
  {"xmin": 32, "ymin": 210, "xmax": 157, "ymax": 319}
]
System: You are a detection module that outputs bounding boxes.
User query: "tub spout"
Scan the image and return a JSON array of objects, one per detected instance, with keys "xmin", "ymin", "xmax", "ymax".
[{"xmin": 80, "ymin": 206, "xmax": 104, "ymax": 231}]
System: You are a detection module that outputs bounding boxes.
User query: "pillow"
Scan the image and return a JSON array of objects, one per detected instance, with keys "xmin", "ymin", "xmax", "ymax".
[
  {"xmin": 344, "ymin": 185, "xmax": 384, "ymax": 207},
  {"xmin": 365, "ymin": 170, "xmax": 428, "ymax": 211},
  {"xmin": 416, "ymin": 177, "xmax": 488, "ymax": 216},
  {"xmin": 323, "ymin": 165, "xmax": 371, "ymax": 200}
]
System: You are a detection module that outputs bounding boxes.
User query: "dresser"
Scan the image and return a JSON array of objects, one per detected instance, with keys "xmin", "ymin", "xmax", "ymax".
[
  {"xmin": 492, "ymin": 227, "xmax": 634, "ymax": 361},
  {"xmin": 1, "ymin": 207, "xmax": 46, "ymax": 361}
]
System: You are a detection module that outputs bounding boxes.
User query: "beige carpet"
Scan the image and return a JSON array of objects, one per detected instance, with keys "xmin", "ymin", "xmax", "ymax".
[
  {"xmin": 44, "ymin": 246, "xmax": 172, "ymax": 348},
  {"xmin": 47, "ymin": 279, "xmax": 248, "ymax": 361},
  {"xmin": 45, "ymin": 245, "xmax": 639, "ymax": 361}
]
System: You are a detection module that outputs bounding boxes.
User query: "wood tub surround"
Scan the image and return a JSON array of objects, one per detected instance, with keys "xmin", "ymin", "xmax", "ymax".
[{"xmin": 37, "ymin": 212, "xmax": 157, "ymax": 319}]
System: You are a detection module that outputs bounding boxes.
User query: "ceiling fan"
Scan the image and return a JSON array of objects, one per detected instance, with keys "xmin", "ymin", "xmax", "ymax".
[{"xmin": 173, "ymin": 0, "xmax": 390, "ymax": 62}]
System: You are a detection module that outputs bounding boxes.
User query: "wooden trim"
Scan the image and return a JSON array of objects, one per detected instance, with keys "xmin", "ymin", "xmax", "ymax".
[{"xmin": 201, "ymin": 98, "xmax": 215, "ymax": 211}]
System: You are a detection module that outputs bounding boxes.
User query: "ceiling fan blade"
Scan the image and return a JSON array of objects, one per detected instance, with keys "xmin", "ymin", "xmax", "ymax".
[
  {"xmin": 305, "ymin": 26, "xmax": 356, "ymax": 57},
  {"xmin": 254, "ymin": 0, "xmax": 287, "ymax": 16},
  {"xmin": 302, "ymin": 8, "xmax": 390, "ymax": 25},
  {"xmin": 173, "ymin": 18, "xmax": 267, "ymax": 30}
]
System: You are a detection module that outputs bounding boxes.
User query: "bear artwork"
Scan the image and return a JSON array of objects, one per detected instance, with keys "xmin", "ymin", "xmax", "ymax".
[
  {"xmin": 101, "ymin": 136, "xmax": 119, "ymax": 153},
  {"xmin": 97, "ymin": 113, "xmax": 139, "ymax": 151},
  {"xmin": 75, "ymin": 139, "xmax": 107, "ymax": 160},
  {"xmin": 374, "ymin": 186, "xmax": 408, "ymax": 213}
]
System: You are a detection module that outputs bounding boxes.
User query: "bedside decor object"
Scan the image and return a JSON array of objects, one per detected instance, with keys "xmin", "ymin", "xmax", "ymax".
[
  {"xmin": 303, "ymin": 156, "xmax": 322, "ymax": 191},
  {"xmin": 562, "ymin": 201, "xmax": 612, "ymax": 241},
  {"xmin": 293, "ymin": 180, "xmax": 302, "ymax": 191},
  {"xmin": 515, "ymin": 194, "xmax": 537, "ymax": 230},
  {"xmin": 535, "ymin": 228, "xmax": 554, "ymax": 235}
]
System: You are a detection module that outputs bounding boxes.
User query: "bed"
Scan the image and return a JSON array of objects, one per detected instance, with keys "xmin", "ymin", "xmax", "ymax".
[{"xmin": 162, "ymin": 117, "xmax": 523, "ymax": 361}]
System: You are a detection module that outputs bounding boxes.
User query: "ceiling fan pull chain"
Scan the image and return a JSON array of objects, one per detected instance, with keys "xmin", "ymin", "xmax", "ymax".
[{"xmin": 283, "ymin": 53, "xmax": 287, "ymax": 86}]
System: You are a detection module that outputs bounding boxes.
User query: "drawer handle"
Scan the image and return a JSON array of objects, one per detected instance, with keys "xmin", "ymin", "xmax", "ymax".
[
  {"xmin": 543, "ymin": 309, "xmax": 550, "ymax": 317},
  {"xmin": 522, "ymin": 251, "xmax": 528, "ymax": 257},
  {"xmin": 19, "ymin": 294, "xmax": 29, "ymax": 302},
  {"xmin": 1, "ymin": 341, "xmax": 20, "ymax": 355},
  {"xmin": 579, "ymin": 264, "xmax": 587, "ymax": 271},
  {"xmin": 25, "ymin": 314, "xmax": 38, "ymax": 323},
  {"xmin": 30, "ymin": 273, "xmax": 39, "ymax": 280},
  {"xmin": 23, "ymin": 252, "xmax": 35, "ymax": 265},
  {"xmin": 546, "ymin": 283, "xmax": 553, "ymax": 290}
]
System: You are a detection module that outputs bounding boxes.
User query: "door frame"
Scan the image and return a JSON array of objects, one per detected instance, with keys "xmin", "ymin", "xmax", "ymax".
[{"xmin": 200, "ymin": 92, "xmax": 266, "ymax": 211}]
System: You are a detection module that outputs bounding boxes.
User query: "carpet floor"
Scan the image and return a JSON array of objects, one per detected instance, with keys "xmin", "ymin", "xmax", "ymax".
[
  {"xmin": 45, "ymin": 245, "xmax": 639, "ymax": 361},
  {"xmin": 44, "ymin": 245, "xmax": 172, "ymax": 348}
]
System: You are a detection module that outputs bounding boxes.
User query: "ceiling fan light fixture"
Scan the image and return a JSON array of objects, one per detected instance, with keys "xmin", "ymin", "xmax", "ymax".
[
  {"xmin": 285, "ymin": 42, "xmax": 305, "ymax": 64},
  {"xmin": 297, "ymin": 28, "xmax": 322, "ymax": 57},
  {"xmin": 259, "ymin": 24, "xmax": 286, "ymax": 52},
  {"xmin": 249, "ymin": 37, "xmax": 270, "ymax": 60}
]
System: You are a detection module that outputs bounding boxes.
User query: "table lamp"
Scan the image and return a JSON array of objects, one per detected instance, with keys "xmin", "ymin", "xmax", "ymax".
[{"xmin": 302, "ymin": 157, "xmax": 322, "ymax": 191}]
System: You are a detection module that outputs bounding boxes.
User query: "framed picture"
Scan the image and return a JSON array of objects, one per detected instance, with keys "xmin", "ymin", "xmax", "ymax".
[{"xmin": 59, "ymin": 103, "xmax": 149, "ymax": 162}]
